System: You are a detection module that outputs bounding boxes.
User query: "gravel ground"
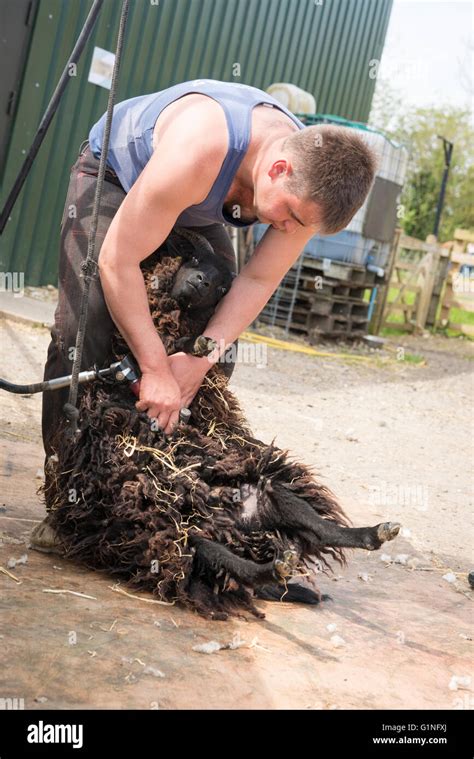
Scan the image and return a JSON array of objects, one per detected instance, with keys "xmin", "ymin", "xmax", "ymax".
[
  {"xmin": 0, "ymin": 316, "xmax": 472, "ymax": 710},
  {"xmin": 233, "ymin": 324, "xmax": 474, "ymax": 572},
  {"xmin": 1, "ymin": 317, "xmax": 472, "ymax": 575}
]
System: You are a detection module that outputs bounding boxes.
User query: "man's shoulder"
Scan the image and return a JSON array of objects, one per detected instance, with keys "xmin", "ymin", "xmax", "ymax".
[
  {"xmin": 153, "ymin": 93, "xmax": 228, "ymax": 167},
  {"xmin": 145, "ymin": 97, "xmax": 229, "ymax": 206}
]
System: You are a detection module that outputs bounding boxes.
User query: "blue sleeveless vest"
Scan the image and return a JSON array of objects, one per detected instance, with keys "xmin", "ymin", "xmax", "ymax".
[{"xmin": 88, "ymin": 79, "xmax": 305, "ymax": 227}]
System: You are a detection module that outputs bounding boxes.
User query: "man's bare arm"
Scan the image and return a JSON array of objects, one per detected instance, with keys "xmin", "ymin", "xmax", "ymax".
[
  {"xmin": 98, "ymin": 143, "xmax": 222, "ymax": 368},
  {"xmin": 97, "ymin": 119, "xmax": 227, "ymax": 427}
]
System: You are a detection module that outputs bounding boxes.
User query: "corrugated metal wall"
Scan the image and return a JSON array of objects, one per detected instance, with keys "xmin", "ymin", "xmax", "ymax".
[{"xmin": 1, "ymin": 0, "xmax": 393, "ymax": 285}]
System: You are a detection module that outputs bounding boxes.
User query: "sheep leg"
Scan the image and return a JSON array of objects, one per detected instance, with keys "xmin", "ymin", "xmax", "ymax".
[
  {"xmin": 190, "ymin": 535, "xmax": 297, "ymax": 587},
  {"xmin": 174, "ymin": 335, "xmax": 216, "ymax": 356},
  {"xmin": 267, "ymin": 483, "xmax": 400, "ymax": 551}
]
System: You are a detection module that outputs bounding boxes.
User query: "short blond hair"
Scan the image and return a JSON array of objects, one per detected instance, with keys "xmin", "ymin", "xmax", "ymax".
[{"xmin": 283, "ymin": 125, "xmax": 377, "ymax": 234}]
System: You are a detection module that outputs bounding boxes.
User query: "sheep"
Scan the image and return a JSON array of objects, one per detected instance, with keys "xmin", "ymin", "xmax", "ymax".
[{"xmin": 41, "ymin": 228, "xmax": 400, "ymax": 620}]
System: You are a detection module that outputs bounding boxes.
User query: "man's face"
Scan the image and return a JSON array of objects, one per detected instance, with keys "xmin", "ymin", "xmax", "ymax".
[{"xmin": 254, "ymin": 159, "xmax": 321, "ymax": 235}]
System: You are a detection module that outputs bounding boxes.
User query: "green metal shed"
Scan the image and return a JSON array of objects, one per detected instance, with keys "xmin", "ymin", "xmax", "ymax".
[{"xmin": 0, "ymin": 0, "xmax": 393, "ymax": 285}]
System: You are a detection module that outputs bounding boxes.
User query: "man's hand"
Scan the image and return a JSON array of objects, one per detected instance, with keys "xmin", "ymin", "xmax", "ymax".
[
  {"xmin": 168, "ymin": 351, "xmax": 210, "ymax": 408},
  {"xmin": 135, "ymin": 369, "xmax": 182, "ymax": 434}
]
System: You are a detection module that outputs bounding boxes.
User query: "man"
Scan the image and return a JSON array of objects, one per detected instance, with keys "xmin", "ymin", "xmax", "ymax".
[
  {"xmin": 42, "ymin": 78, "xmax": 376, "ymax": 451},
  {"xmin": 34, "ymin": 78, "xmax": 377, "ymax": 552}
]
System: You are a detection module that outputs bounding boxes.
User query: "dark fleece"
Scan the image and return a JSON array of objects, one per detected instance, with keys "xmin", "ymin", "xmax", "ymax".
[{"xmin": 43, "ymin": 251, "xmax": 349, "ymax": 620}]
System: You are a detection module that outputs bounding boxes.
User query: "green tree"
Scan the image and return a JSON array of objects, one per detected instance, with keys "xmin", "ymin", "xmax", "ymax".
[{"xmin": 369, "ymin": 81, "xmax": 474, "ymax": 241}]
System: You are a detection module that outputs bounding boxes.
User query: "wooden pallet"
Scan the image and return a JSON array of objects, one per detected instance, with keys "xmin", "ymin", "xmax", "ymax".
[
  {"xmin": 307, "ymin": 313, "xmax": 369, "ymax": 341},
  {"xmin": 301, "ymin": 257, "xmax": 377, "ymax": 287},
  {"xmin": 261, "ymin": 257, "xmax": 376, "ymax": 340},
  {"xmin": 309, "ymin": 297, "xmax": 369, "ymax": 318}
]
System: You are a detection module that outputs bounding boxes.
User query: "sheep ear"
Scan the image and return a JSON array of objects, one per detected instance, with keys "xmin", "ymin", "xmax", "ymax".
[{"xmin": 166, "ymin": 233, "xmax": 186, "ymax": 258}]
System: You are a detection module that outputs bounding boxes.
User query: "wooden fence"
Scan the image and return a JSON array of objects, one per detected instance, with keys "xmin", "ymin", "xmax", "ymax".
[
  {"xmin": 237, "ymin": 225, "xmax": 474, "ymax": 339},
  {"xmin": 371, "ymin": 228, "xmax": 474, "ymax": 336},
  {"xmin": 435, "ymin": 229, "xmax": 474, "ymax": 337}
]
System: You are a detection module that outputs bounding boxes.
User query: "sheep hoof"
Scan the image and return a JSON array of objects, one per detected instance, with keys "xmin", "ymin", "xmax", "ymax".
[
  {"xmin": 273, "ymin": 549, "xmax": 299, "ymax": 581},
  {"xmin": 256, "ymin": 583, "xmax": 322, "ymax": 605},
  {"xmin": 376, "ymin": 521, "xmax": 401, "ymax": 544},
  {"xmin": 30, "ymin": 518, "xmax": 64, "ymax": 555},
  {"xmin": 193, "ymin": 335, "xmax": 217, "ymax": 357}
]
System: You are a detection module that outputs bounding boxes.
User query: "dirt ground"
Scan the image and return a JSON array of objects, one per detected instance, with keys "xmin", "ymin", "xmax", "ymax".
[{"xmin": 0, "ymin": 316, "xmax": 472, "ymax": 710}]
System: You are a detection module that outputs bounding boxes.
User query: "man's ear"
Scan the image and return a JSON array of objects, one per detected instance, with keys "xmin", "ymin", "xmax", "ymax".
[
  {"xmin": 175, "ymin": 244, "xmax": 201, "ymax": 266},
  {"xmin": 268, "ymin": 159, "xmax": 289, "ymax": 180}
]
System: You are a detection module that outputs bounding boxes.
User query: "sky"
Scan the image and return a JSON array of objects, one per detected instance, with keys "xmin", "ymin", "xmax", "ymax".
[{"xmin": 377, "ymin": 0, "xmax": 473, "ymax": 111}]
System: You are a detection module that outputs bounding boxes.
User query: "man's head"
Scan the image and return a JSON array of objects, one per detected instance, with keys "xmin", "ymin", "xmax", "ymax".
[{"xmin": 254, "ymin": 124, "xmax": 378, "ymax": 235}]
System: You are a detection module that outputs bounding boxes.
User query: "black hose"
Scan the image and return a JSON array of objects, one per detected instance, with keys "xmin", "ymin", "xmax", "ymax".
[
  {"xmin": 0, "ymin": 0, "xmax": 105, "ymax": 234},
  {"xmin": 0, "ymin": 378, "xmax": 49, "ymax": 395},
  {"xmin": 0, "ymin": 366, "xmax": 103, "ymax": 395}
]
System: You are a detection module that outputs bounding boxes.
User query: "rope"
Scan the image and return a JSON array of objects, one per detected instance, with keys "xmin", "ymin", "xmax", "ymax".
[
  {"xmin": 65, "ymin": 0, "xmax": 130, "ymax": 439},
  {"xmin": 0, "ymin": 0, "xmax": 105, "ymax": 235}
]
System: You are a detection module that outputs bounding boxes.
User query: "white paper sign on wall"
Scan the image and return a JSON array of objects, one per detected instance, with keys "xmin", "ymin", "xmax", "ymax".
[{"xmin": 88, "ymin": 47, "xmax": 115, "ymax": 90}]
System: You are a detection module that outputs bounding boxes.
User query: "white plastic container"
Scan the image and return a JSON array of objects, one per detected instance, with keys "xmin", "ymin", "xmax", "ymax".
[
  {"xmin": 357, "ymin": 131, "xmax": 408, "ymax": 186},
  {"xmin": 266, "ymin": 83, "xmax": 316, "ymax": 114}
]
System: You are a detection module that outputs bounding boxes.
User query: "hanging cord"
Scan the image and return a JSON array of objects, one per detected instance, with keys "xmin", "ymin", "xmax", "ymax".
[
  {"xmin": 65, "ymin": 0, "xmax": 130, "ymax": 438},
  {"xmin": 0, "ymin": 0, "xmax": 105, "ymax": 234}
]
